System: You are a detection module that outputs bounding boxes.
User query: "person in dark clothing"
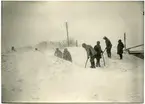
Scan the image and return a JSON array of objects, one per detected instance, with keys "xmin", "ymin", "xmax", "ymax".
[
  {"xmin": 11, "ymin": 46, "xmax": 16, "ymax": 51},
  {"xmin": 63, "ymin": 48, "xmax": 72, "ymax": 62},
  {"xmin": 103, "ymin": 36, "xmax": 112, "ymax": 58},
  {"xmin": 82, "ymin": 43, "xmax": 97, "ymax": 68},
  {"xmin": 117, "ymin": 39, "xmax": 124, "ymax": 59},
  {"xmin": 94, "ymin": 41, "xmax": 103, "ymax": 67},
  {"xmin": 35, "ymin": 48, "xmax": 38, "ymax": 51},
  {"xmin": 54, "ymin": 48, "xmax": 63, "ymax": 58}
]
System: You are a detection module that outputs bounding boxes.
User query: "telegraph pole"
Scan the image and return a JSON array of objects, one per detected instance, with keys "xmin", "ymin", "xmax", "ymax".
[
  {"xmin": 76, "ymin": 40, "xmax": 78, "ymax": 47},
  {"xmin": 65, "ymin": 22, "xmax": 69, "ymax": 47},
  {"xmin": 124, "ymin": 32, "xmax": 126, "ymax": 50}
]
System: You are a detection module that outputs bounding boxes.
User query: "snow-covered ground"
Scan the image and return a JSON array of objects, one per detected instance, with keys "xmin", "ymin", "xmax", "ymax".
[{"xmin": 2, "ymin": 46, "xmax": 143, "ymax": 103}]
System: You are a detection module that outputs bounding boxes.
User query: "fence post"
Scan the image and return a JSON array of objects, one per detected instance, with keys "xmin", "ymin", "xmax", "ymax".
[
  {"xmin": 124, "ymin": 32, "xmax": 126, "ymax": 50},
  {"xmin": 76, "ymin": 40, "xmax": 78, "ymax": 47}
]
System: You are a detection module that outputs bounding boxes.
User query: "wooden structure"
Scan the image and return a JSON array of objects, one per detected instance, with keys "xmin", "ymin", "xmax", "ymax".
[
  {"xmin": 65, "ymin": 22, "xmax": 69, "ymax": 47},
  {"xmin": 126, "ymin": 44, "xmax": 144, "ymax": 59}
]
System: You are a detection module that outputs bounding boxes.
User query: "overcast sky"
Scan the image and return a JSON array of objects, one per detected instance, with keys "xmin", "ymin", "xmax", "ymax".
[{"xmin": 2, "ymin": 1, "xmax": 144, "ymax": 51}]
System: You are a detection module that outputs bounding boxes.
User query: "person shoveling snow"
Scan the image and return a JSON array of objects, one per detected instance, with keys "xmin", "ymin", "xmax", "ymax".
[
  {"xmin": 62, "ymin": 48, "xmax": 72, "ymax": 62},
  {"xmin": 54, "ymin": 48, "xmax": 63, "ymax": 58},
  {"xmin": 82, "ymin": 43, "xmax": 97, "ymax": 68}
]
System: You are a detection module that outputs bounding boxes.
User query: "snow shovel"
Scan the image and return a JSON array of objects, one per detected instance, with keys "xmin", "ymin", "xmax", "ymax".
[
  {"xmin": 103, "ymin": 48, "xmax": 106, "ymax": 53},
  {"xmin": 102, "ymin": 53, "xmax": 105, "ymax": 66},
  {"xmin": 102, "ymin": 48, "xmax": 106, "ymax": 66},
  {"xmin": 85, "ymin": 58, "xmax": 89, "ymax": 68}
]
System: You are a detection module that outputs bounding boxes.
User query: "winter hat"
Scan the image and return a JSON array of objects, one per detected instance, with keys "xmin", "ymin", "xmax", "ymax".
[
  {"xmin": 118, "ymin": 39, "xmax": 121, "ymax": 42},
  {"xmin": 82, "ymin": 43, "xmax": 86, "ymax": 48},
  {"xmin": 103, "ymin": 36, "xmax": 107, "ymax": 39},
  {"xmin": 64, "ymin": 48, "xmax": 67, "ymax": 51},
  {"xmin": 97, "ymin": 41, "xmax": 100, "ymax": 44}
]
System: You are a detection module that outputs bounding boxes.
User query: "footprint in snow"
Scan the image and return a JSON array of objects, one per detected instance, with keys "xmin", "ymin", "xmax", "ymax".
[
  {"xmin": 17, "ymin": 79, "xmax": 24, "ymax": 83},
  {"xmin": 11, "ymin": 88, "xmax": 15, "ymax": 92},
  {"xmin": 108, "ymin": 99, "xmax": 117, "ymax": 102},
  {"xmin": 112, "ymin": 61, "xmax": 117, "ymax": 64},
  {"xmin": 31, "ymin": 96, "xmax": 40, "ymax": 100},
  {"xmin": 18, "ymin": 88, "xmax": 23, "ymax": 92},
  {"xmin": 121, "ymin": 69, "xmax": 127, "ymax": 72},
  {"xmin": 91, "ymin": 93, "xmax": 98, "ymax": 100}
]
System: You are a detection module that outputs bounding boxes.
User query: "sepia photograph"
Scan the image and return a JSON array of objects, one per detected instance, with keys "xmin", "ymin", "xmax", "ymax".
[{"xmin": 1, "ymin": 1, "xmax": 144, "ymax": 103}]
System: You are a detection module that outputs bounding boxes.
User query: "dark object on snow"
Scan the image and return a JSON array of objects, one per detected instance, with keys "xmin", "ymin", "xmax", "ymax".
[
  {"xmin": 82, "ymin": 43, "xmax": 97, "ymax": 68},
  {"xmin": 11, "ymin": 46, "xmax": 16, "ymax": 51},
  {"xmin": 85, "ymin": 57, "xmax": 89, "ymax": 68},
  {"xmin": 35, "ymin": 48, "xmax": 38, "ymax": 51},
  {"xmin": 127, "ymin": 50, "xmax": 144, "ymax": 59},
  {"xmin": 103, "ymin": 36, "xmax": 112, "ymax": 58},
  {"xmin": 63, "ymin": 48, "xmax": 72, "ymax": 62},
  {"xmin": 94, "ymin": 41, "xmax": 103, "ymax": 67},
  {"xmin": 117, "ymin": 39, "xmax": 124, "ymax": 59},
  {"xmin": 54, "ymin": 48, "xmax": 63, "ymax": 58},
  {"xmin": 126, "ymin": 44, "xmax": 144, "ymax": 59}
]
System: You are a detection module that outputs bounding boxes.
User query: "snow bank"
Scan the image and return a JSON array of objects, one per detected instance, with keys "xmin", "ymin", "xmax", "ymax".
[{"xmin": 2, "ymin": 47, "xmax": 143, "ymax": 102}]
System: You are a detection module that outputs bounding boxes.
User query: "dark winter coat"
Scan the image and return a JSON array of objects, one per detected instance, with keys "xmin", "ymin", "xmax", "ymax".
[
  {"xmin": 94, "ymin": 44, "xmax": 102, "ymax": 59},
  {"xmin": 84, "ymin": 45, "xmax": 97, "ymax": 58},
  {"xmin": 63, "ymin": 49, "xmax": 72, "ymax": 62},
  {"xmin": 105, "ymin": 38, "xmax": 112, "ymax": 49},
  {"xmin": 117, "ymin": 41, "xmax": 124, "ymax": 54},
  {"xmin": 11, "ymin": 46, "xmax": 16, "ymax": 51},
  {"xmin": 54, "ymin": 49, "xmax": 63, "ymax": 58}
]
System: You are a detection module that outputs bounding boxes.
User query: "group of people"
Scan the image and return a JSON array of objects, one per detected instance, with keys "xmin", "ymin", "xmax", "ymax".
[
  {"xmin": 82, "ymin": 36, "xmax": 124, "ymax": 68},
  {"xmin": 54, "ymin": 36, "xmax": 124, "ymax": 68},
  {"xmin": 54, "ymin": 48, "xmax": 72, "ymax": 62}
]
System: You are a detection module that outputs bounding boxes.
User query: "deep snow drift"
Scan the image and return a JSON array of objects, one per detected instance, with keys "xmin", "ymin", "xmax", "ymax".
[{"xmin": 2, "ymin": 47, "xmax": 143, "ymax": 102}]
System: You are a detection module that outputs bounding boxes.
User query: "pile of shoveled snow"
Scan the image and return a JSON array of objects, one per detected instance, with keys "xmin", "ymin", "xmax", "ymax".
[{"xmin": 2, "ymin": 47, "xmax": 143, "ymax": 102}]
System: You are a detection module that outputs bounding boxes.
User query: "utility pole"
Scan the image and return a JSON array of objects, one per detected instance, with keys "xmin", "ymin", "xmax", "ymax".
[
  {"xmin": 124, "ymin": 32, "xmax": 126, "ymax": 50},
  {"xmin": 76, "ymin": 40, "xmax": 78, "ymax": 47},
  {"xmin": 65, "ymin": 22, "xmax": 69, "ymax": 47}
]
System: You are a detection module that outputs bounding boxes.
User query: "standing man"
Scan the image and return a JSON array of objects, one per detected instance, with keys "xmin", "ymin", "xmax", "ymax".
[
  {"xmin": 82, "ymin": 43, "xmax": 97, "ymax": 68},
  {"xmin": 103, "ymin": 36, "xmax": 112, "ymax": 58},
  {"xmin": 117, "ymin": 39, "xmax": 124, "ymax": 59},
  {"xmin": 94, "ymin": 41, "xmax": 103, "ymax": 67}
]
